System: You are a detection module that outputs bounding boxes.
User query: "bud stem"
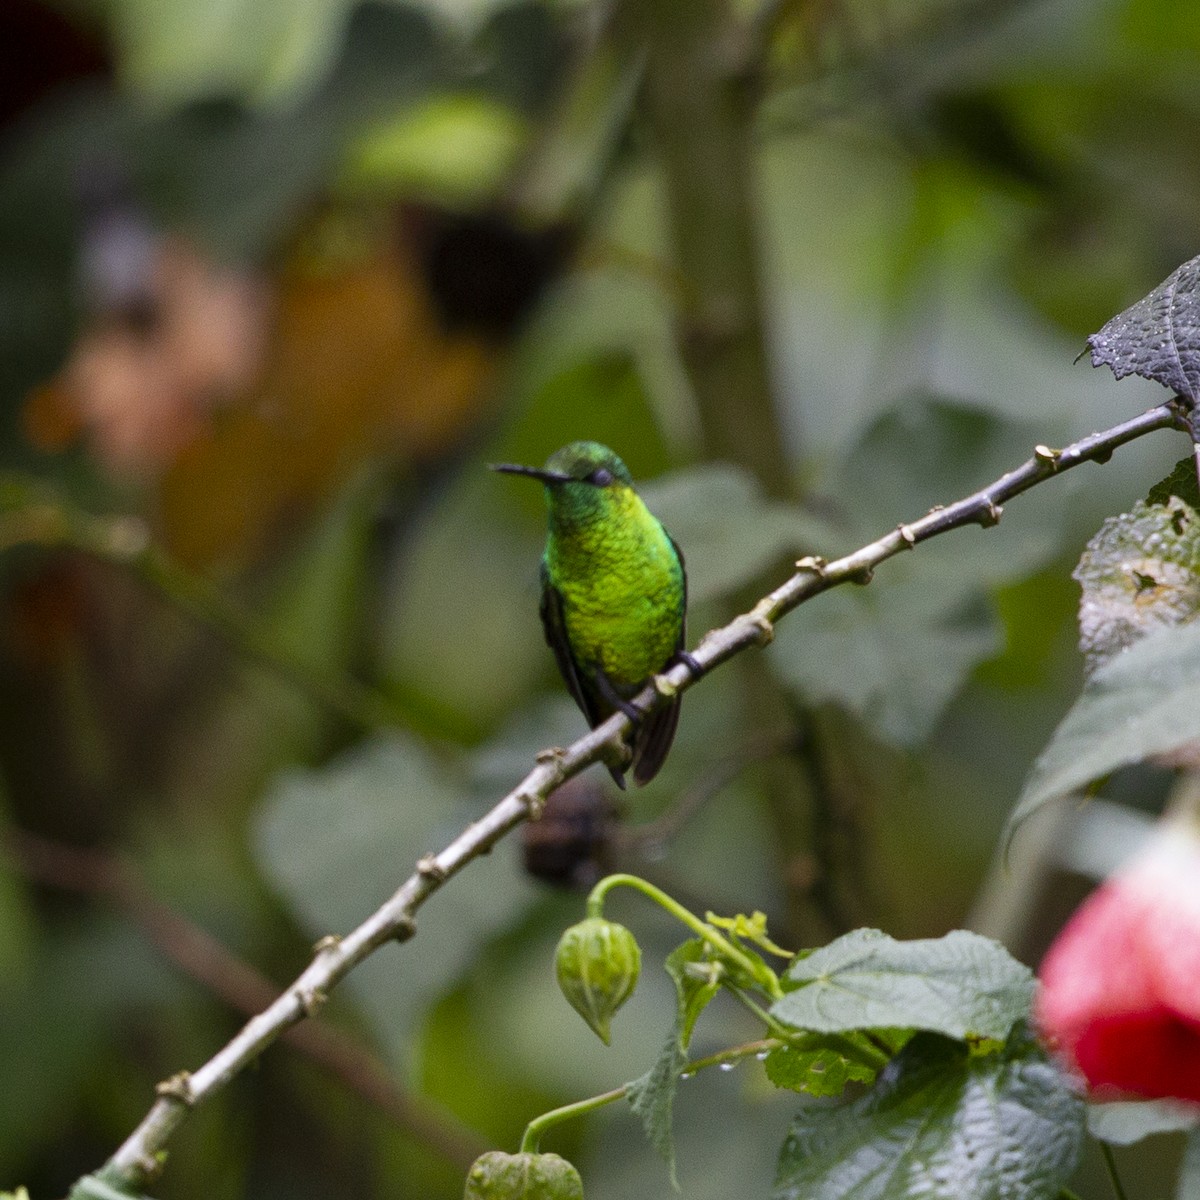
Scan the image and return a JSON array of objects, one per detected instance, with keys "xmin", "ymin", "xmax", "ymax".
[
  {"xmin": 518, "ymin": 1038, "xmax": 782, "ymax": 1151},
  {"xmin": 585, "ymin": 874, "xmax": 784, "ymax": 1000},
  {"xmin": 520, "ymin": 1088, "xmax": 626, "ymax": 1154}
]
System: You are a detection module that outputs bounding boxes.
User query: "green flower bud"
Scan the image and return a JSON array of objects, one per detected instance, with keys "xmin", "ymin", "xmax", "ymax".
[
  {"xmin": 554, "ymin": 917, "xmax": 640, "ymax": 1044},
  {"xmin": 463, "ymin": 1151, "xmax": 584, "ymax": 1200}
]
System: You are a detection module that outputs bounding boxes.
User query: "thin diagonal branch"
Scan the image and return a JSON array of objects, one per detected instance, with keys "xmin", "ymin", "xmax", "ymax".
[{"xmin": 86, "ymin": 397, "xmax": 1186, "ymax": 1192}]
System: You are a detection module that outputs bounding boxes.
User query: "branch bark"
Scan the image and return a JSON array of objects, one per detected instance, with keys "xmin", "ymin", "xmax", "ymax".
[{"xmin": 75, "ymin": 397, "xmax": 1184, "ymax": 1191}]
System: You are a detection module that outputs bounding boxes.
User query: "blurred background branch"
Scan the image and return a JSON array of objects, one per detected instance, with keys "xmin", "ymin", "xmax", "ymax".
[{"xmin": 5, "ymin": 829, "xmax": 486, "ymax": 1171}]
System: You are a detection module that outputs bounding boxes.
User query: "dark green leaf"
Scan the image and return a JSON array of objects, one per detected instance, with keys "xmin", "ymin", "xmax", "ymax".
[
  {"xmin": 1087, "ymin": 1099, "xmax": 1200, "ymax": 1146},
  {"xmin": 1073, "ymin": 499, "xmax": 1200, "ymax": 675},
  {"xmin": 1007, "ymin": 621, "xmax": 1200, "ymax": 841},
  {"xmin": 764, "ymin": 1042, "xmax": 876, "ymax": 1098},
  {"xmin": 1147, "ymin": 457, "xmax": 1200, "ymax": 510},
  {"xmin": 773, "ymin": 1032, "xmax": 1084, "ymax": 1200},
  {"xmin": 471, "ymin": 2, "xmax": 568, "ymax": 115},
  {"xmin": 1088, "ymin": 254, "xmax": 1200, "ymax": 401},
  {"xmin": 1179, "ymin": 1128, "xmax": 1200, "ymax": 1200},
  {"xmin": 773, "ymin": 928, "xmax": 1034, "ymax": 1042}
]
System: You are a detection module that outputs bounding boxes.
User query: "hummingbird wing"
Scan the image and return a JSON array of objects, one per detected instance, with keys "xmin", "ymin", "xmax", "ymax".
[
  {"xmin": 539, "ymin": 563, "xmax": 628, "ymax": 788},
  {"xmin": 630, "ymin": 534, "xmax": 687, "ymax": 787}
]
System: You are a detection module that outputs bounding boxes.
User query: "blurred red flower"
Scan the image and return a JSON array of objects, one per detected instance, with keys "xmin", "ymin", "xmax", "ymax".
[{"xmin": 1036, "ymin": 825, "xmax": 1200, "ymax": 1103}]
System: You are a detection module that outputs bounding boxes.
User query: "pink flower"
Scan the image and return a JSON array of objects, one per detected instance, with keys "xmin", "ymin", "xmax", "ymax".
[{"xmin": 1036, "ymin": 824, "xmax": 1200, "ymax": 1103}]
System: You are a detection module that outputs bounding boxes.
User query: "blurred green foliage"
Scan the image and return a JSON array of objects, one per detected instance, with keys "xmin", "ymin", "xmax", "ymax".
[{"xmin": 1, "ymin": 0, "xmax": 1198, "ymax": 1197}]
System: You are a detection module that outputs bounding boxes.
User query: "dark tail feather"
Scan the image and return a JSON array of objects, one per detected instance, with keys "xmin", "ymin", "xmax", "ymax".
[{"xmin": 631, "ymin": 695, "xmax": 681, "ymax": 786}]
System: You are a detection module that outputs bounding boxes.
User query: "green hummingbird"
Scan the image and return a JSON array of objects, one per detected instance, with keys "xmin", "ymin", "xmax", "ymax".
[{"xmin": 492, "ymin": 441, "xmax": 692, "ymax": 788}]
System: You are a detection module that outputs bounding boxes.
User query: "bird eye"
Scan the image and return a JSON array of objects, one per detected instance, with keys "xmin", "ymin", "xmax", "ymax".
[{"xmin": 587, "ymin": 467, "xmax": 614, "ymax": 487}]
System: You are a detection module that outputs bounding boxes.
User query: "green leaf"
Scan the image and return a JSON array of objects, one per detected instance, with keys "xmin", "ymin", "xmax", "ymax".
[
  {"xmin": 832, "ymin": 397, "xmax": 1063, "ymax": 534},
  {"xmin": 1007, "ymin": 620, "xmax": 1200, "ymax": 841},
  {"xmin": 640, "ymin": 464, "xmax": 837, "ymax": 605},
  {"xmin": 773, "ymin": 928, "xmax": 1034, "ymax": 1042},
  {"xmin": 665, "ymin": 939, "xmax": 722, "ymax": 1048},
  {"xmin": 1147, "ymin": 457, "xmax": 1200, "ymax": 510},
  {"xmin": 1087, "ymin": 252, "xmax": 1200, "ymax": 402},
  {"xmin": 773, "ymin": 1031, "xmax": 1085, "ymax": 1200},
  {"xmin": 253, "ymin": 733, "xmax": 537, "ymax": 1063},
  {"xmin": 1073, "ymin": 499, "xmax": 1200, "ymax": 675},
  {"xmin": 1088, "ymin": 1099, "xmax": 1200, "ymax": 1146},
  {"xmin": 624, "ymin": 939, "xmax": 722, "ymax": 1188},
  {"xmin": 764, "ymin": 1042, "xmax": 877, "ymax": 1098}
]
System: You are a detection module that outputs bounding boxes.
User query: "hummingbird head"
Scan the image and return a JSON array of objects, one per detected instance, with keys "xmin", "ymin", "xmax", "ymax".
[{"xmin": 490, "ymin": 441, "xmax": 634, "ymax": 492}]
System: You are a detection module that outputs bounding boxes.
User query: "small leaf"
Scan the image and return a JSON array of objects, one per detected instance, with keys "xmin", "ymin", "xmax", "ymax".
[
  {"xmin": 1087, "ymin": 1099, "xmax": 1200, "ymax": 1146},
  {"xmin": 764, "ymin": 1041, "xmax": 877, "ymax": 1098},
  {"xmin": 664, "ymin": 939, "xmax": 722, "ymax": 1048},
  {"xmin": 625, "ymin": 1028, "xmax": 688, "ymax": 1190},
  {"xmin": 773, "ymin": 1031, "xmax": 1085, "ymax": 1200},
  {"xmin": 1007, "ymin": 621, "xmax": 1200, "ymax": 841},
  {"xmin": 773, "ymin": 928, "xmax": 1034, "ymax": 1042},
  {"xmin": 1087, "ymin": 254, "xmax": 1200, "ymax": 401},
  {"xmin": 1073, "ymin": 498, "xmax": 1200, "ymax": 674},
  {"xmin": 624, "ymin": 939, "xmax": 722, "ymax": 1188},
  {"xmin": 706, "ymin": 911, "xmax": 791, "ymax": 959}
]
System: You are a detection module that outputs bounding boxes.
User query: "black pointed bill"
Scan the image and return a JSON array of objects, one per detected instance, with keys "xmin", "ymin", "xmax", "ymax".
[{"xmin": 490, "ymin": 463, "xmax": 573, "ymax": 484}]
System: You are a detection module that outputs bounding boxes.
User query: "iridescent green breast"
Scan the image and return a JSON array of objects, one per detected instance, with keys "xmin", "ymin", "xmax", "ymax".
[{"xmin": 544, "ymin": 488, "xmax": 684, "ymax": 689}]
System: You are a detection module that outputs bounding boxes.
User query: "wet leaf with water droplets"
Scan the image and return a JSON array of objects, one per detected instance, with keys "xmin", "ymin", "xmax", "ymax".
[
  {"xmin": 1087, "ymin": 254, "xmax": 1200, "ymax": 401},
  {"xmin": 1073, "ymin": 498, "xmax": 1200, "ymax": 676},
  {"xmin": 772, "ymin": 1031, "xmax": 1084, "ymax": 1200}
]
